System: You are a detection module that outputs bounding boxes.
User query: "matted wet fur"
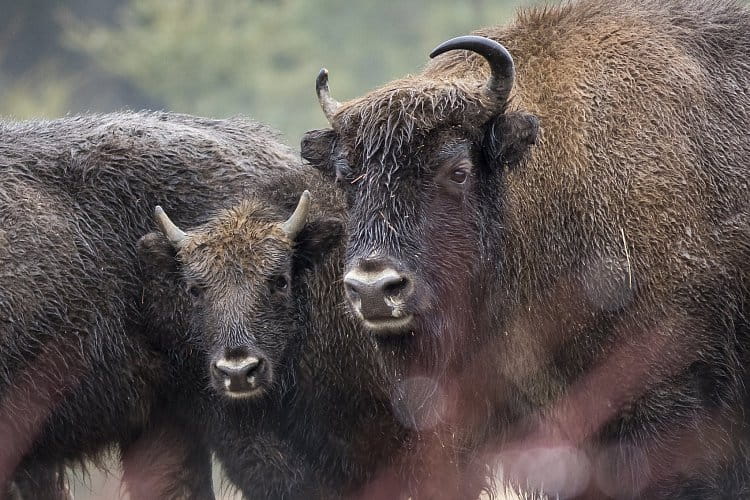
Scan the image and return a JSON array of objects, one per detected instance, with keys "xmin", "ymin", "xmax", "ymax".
[
  {"xmin": 141, "ymin": 168, "xmax": 455, "ymax": 498},
  {"xmin": 302, "ymin": 0, "xmax": 750, "ymax": 497},
  {"xmin": 0, "ymin": 111, "xmax": 298, "ymax": 499}
]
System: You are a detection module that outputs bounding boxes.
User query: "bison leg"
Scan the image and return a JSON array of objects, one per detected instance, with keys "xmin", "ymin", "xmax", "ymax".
[
  {"xmin": 0, "ymin": 482, "xmax": 21, "ymax": 500},
  {"xmin": 120, "ymin": 420, "xmax": 214, "ymax": 500},
  {"xmin": 5, "ymin": 463, "xmax": 70, "ymax": 500},
  {"xmin": 216, "ymin": 433, "xmax": 290, "ymax": 498},
  {"xmin": 215, "ymin": 429, "xmax": 326, "ymax": 499},
  {"xmin": 0, "ymin": 472, "xmax": 22, "ymax": 500}
]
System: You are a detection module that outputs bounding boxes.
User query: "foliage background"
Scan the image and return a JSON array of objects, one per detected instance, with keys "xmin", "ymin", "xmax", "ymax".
[{"xmin": 0, "ymin": 0, "xmax": 533, "ymax": 143}]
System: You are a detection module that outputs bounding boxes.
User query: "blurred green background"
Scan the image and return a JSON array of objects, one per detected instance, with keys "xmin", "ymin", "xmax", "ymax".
[{"xmin": 0, "ymin": 0, "xmax": 534, "ymax": 145}]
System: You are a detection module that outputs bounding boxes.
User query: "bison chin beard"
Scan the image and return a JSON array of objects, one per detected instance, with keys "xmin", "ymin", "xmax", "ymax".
[{"xmin": 374, "ymin": 285, "xmax": 476, "ymax": 381}]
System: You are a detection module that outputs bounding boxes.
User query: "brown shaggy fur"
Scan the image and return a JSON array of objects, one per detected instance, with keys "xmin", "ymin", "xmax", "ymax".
[
  {"xmin": 179, "ymin": 201, "xmax": 294, "ymax": 293},
  {"xmin": 303, "ymin": 0, "xmax": 750, "ymax": 497}
]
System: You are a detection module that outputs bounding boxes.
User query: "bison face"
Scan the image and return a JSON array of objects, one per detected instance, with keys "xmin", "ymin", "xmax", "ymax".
[
  {"xmin": 302, "ymin": 37, "xmax": 538, "ymax": 371},
  {"xmin": 178, "ymin": 221, "xmax": 299, "ymax": 401},
  {"xmin": 138, "ymin": 192, "xmax": 340, "ymax": 401}
]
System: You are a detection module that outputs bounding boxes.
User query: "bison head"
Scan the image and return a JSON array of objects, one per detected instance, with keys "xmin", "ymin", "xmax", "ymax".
[
  {"xmin": 302, "ymin": 36, "xmax": 538, "ymax": 371},
  {"xmin": 137, "ymin": 191, "xmax": 340, "ymax": 400}
]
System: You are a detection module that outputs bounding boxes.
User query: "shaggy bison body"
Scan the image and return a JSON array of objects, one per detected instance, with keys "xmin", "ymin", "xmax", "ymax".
[
  {"xmin": 140, "ymin": 168, "xmax": 415, "ymax": 499},
  {"xmin": 0, "ymin": 111, "xmax": 298, "ymax": 498},
  {"xmin": 302, "ymin": 0, "xmax": 750, "ymax": 497}
]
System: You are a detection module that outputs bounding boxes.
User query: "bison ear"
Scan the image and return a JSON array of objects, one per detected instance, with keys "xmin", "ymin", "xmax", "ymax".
[
  {"xmin": 482, "ymin": 111, "xmax": 539, "ymax": 169},
  {"xmin": 137, "ymin": 232, "xmax": 178, "ymax": 274},
  {"xmin": 294, "ymin": 217, "xmax": 344, "ymax": 268},
  {"xmin": 301, "ymin": 128, "xmax": 337, "ymax": 180}
]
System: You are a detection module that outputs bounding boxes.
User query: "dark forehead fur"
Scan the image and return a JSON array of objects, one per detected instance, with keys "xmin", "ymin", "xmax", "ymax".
[
  {"xmin": 334, "ymin": 79, "xmax": 493, "ymax": 163},
  {"xmin": 179, "ymin": 200, "xmax": 291, "ymax": 286}
]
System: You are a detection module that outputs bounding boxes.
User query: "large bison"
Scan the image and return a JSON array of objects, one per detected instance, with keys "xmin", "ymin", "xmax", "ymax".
[
  {"xmin": 0, "ymin": 111, "xmax": 300, "ymax": 498},
  {"xmin": 302, "ymin": 0, "xmax": 750, "ymax": 497}
]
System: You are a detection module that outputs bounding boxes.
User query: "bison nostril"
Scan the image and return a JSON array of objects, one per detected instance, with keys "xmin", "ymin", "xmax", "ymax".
[
  {"xmin": 383, "ymin": 276, "xmax": 408, "ymax": 298},
  {"xmin": 245, "ymin": 358, "xmax": 262, "ymax": 378},
  {"xmin": 343, "ymin": 279, "xmax": 361, "ymax": 299}
]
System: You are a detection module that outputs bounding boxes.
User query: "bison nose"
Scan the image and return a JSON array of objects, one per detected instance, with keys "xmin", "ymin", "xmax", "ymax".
[
  {"xmin": 212, "ymin": 356, "xmax": 262, "ymax": 394},
  {"xmin": 344, "ymin": 260, "xmax": 414, "ymax": 329}
]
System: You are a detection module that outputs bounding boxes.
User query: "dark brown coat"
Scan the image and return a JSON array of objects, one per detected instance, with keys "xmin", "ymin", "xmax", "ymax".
[
  {"xmin": 0, "ymin": 111, "xmax": 297, "ymax": 498},
  {"xmin": 302, "ymin": 1, "xmax": 750, "ymax": 497}
]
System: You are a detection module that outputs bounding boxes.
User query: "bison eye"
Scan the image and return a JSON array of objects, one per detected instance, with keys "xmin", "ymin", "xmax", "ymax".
[
  {"xmin": 271, "ymin": 275, "xmax": 289, "ymax": 293},
  {"xmin": 187, "ymin": 284, "xmax": 204, "ymax": 300},
  {"xmin": 334, "ymin": 158, "xmax": 353, "ymax": 184},
  {"xmin": 449, "ymin": 167, "xmax": 469, "ymax": 184}
]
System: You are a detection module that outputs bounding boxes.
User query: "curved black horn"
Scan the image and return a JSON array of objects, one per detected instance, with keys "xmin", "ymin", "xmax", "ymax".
[
  {"xmin": 316, "ymin": 68, "xmax": 340, "ymax": 125},
  {"xmin": 429, "ymin": 35, "xmax": 514, "ymax": 102}
]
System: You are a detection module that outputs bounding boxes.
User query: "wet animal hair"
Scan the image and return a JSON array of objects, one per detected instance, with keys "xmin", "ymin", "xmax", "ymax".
[
  {"xmin": 302, "ymin": 0, "xmax": 750, "ymax": 496},
  {"xmin": 0, "ymin": 111, "xmax": 299, "ymax": 497}
]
